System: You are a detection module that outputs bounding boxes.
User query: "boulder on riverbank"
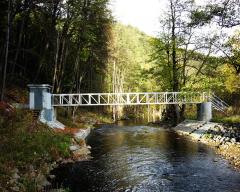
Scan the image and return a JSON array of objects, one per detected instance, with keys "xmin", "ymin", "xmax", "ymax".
[{"xmin": 174, "ymin": 120, "xmax": 240, "ymax": 169}]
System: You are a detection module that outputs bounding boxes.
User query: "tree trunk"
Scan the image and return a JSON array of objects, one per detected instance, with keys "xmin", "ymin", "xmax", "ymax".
[
  {"xmin": 1, "ymin": 0, "xmax": 11, "ymax": 101},
  {"xmin": 52, "ymin": 31, "xmax": 60, "ymax": 92},
  {"xmin": 12, "ymin": 17, "xmax": 25, "ymax": 75},
  {"xmin": 112, "ymin": 60, "xmax": 116, "ymax": 121},
  {"xmin": 170, "ymin": 0, "xmax": 180, "ymax": 123},
  {"xmin": 170, "ymin": 1, "xmax": 178, "ymax": 92},
  {"xmin": 56, "ymin": 38, "xmax": 67, "ymax": 93}
]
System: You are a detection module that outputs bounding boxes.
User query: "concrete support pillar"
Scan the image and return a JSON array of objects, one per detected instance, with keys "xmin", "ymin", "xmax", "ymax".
[
  {"xmin": 28, "ymin": 84, "xmax": 55, "ymax": 121},
  {"xmin": 197, "ymin": 102, "xmax": 212, "ymax": 122}
]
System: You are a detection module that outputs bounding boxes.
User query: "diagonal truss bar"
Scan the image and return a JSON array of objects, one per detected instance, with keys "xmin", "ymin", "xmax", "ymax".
[{"xmin": 52, "ymin": 92, "xmax": 209, "ymax": 107}]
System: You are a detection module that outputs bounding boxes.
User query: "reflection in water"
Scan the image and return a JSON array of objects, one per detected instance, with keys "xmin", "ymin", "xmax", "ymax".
[{"xmin": 52, "ymin": 122, "xmax": 240, "ymax": 192}]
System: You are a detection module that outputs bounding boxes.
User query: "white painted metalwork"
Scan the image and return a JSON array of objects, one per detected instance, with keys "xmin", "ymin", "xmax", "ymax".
[
  {"xmin": 209, "ymin": 93, "xmax": 229, "ymax": 112},
  {"xmin": 52, "ymin": 92, "xmax": 210, "ymax": 107}
]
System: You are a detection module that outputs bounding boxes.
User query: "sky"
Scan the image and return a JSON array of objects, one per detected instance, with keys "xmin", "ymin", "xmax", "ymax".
[
  {"xmin": 109, "ymin": 0, "xmax": 220, "ymax": 37},
  {"xmin": 109, "ymin": 0, "xmax": 166, "ymax": 36}
]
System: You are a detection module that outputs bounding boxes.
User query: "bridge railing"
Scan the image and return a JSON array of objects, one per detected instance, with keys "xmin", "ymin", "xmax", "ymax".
[
  {"xmin": 52, "ymin": 92, "xmax": 209, "ymax": 107},
  {"xmin": 208, "ymin": 93, "xmax": 229, "ymax": 112}
]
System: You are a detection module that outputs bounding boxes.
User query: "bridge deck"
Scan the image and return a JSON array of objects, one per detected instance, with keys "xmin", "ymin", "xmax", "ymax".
[{"xmin": 52, "ymin": 92, "xmax": 209, "ymax": 107}]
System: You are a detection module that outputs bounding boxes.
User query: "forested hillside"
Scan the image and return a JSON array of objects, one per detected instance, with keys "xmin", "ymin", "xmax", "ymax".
[
  {"xmin": 0, "ymin": 0, "xmax": 112, "ymax": 97},
  {"xmin": 105, "ymin": 23, "xmax": 157, "ymax": 93},
  {"xmin": 0, "ymin": 0, "xmax": 239, "ymax": 120},
  {"xmin": 0, "ymin": 1, "xmax": 240, "ymax": 191}
]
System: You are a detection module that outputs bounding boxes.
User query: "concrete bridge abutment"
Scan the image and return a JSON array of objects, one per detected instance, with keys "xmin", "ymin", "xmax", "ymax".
[
  {"xmin": 197, "ymin": 102, "xmax": 212, "ymax": 122},
  {"xmin": 28, "ymin": 84, "xmax": 56, "ymax": 122}
]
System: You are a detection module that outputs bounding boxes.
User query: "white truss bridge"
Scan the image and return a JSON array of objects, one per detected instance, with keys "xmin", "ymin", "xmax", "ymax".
[{"xmin": 52, "ymin": 92, "xmax": 229, "ymax": 111}]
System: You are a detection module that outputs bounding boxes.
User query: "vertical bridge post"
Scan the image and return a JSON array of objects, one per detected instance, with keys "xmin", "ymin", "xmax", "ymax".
[
  {"xmin": 197, "ymin": 102, "xmax": 212, "ymax": 122},
  {"xmin": 28, "ymin": 84, "xmax": 56, "ymax": 122}
]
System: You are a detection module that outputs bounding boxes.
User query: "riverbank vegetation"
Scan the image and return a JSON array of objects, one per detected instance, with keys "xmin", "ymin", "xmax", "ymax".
[
  {"xmin": 0, "ymin": 90, "xmax": 114, "ymax": 191},
  {"xmin": 0, "ymin": 107, "xmax": 72, "ymax": 191}
]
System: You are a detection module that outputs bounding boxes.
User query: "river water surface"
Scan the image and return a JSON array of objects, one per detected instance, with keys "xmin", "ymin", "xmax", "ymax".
[{"xmin": 52, "ymin": 121, "xmax": 240, "ymax": 192}]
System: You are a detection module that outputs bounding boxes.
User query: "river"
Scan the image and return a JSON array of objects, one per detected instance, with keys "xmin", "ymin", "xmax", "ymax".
[{"xmin": 52, "ymin": 121, "xmax": 240, "ymax": 192}]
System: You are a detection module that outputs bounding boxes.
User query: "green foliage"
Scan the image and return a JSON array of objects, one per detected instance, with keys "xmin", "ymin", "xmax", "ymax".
[
  {"xmin": 190, "ymin": 9, "xmax": 213, "ymax": 26},
  {"xmin": 0, "ymin": 0, "xmax": 113, "ymax": 94},
  {"xmin": 203, "ymin": 133, "xmax": 214, "ymax": 139},
  {"xmin": 223, "ymin": 30, "xmax": 240, "ymax": 74},
  {"xmin": 190, "ymin": 0, "xmax": 240, "ymax": 28},
  {"xmin": 147, "ymin": 38, "xmax": 172, "ymax": 91},
  {"xmin": 0, "ymin": 111, "xmax": 71, "ymax": 166},
  {"xmin": 57, "ymin": 107, "xmax": 113, "ymax": 128},
  {"xmin": 212, "ymin": 115, "xmax": 240, "ymax": 124},
  {"xmin": 0, "ymin": 109, "xmax": 71, "ymax": 190},
  {"xmin": 106, "ymin": 23, "xmax": 157, "ymax": 92}
]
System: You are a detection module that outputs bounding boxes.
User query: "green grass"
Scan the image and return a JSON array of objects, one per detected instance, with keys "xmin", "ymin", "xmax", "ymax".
[
  {"xmin": 212, "ymin": 115, "xmax": 240, "ymax": 124},
  {"xmin": 185, "ymin": 113, "xmax": 240, "ymax": 124},
  {"xmin": 203, "ymin": 133, "xmax": 214, "ymax": 139},
  {"xmin": 0, "ymin": 109, "xmax": 72, "ymax": 191},
  {"xmin": 211, "ymin": 107, "xmax": 240, "ymax": 123},
  {"xmin": 0, "ymin": 107, "xmax": 113, "ymax": 191}
]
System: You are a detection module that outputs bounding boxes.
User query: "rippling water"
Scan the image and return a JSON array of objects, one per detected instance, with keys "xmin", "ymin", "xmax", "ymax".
[{"xmin": 52, "ymin": 121, "xmax": 240, "ymax": 192}]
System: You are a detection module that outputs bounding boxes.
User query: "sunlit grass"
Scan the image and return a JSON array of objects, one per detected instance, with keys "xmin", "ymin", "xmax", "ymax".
[{"xmin": 212, "ymin": 115, "xmax": 240, "ymax": 124}]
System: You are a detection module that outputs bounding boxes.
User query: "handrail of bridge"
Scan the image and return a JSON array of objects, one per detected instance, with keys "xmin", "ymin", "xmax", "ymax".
[
  {"xmin": 208, "ymin": 93, "xmax": 229, "ymax": 112},
  {"xmin": 211, "ymin": 93, "xmax": 229, "ymax": 107},
  {"xmin": 51, "ymin": 92, "xmax": 210, "ymax": 107}
]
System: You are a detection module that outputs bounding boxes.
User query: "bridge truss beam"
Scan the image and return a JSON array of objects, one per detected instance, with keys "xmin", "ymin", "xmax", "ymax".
[{"xmin": 52, "ymin": 92, "xmax": 209, "ymax": 107}]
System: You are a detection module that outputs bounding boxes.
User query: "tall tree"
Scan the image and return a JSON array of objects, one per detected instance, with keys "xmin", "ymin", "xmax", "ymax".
[
  {"xmin": 191, "ymin": 0, "xmax": 240, "ymax": 28},
  {"xmin": 106, "ymin": 23, "xmax": 156, "ymax": 119},
  {"xmin": 1, "ymin": 0, "xmax": 11, "ymax": 101},
  {"xmin": 150, "ymin": 0, "xmax": 216, "ymax": 122},
  {"xmin": 0, "ymin": 0, "xmax": 112, "ymax": 98},
  {"xmin": 190, "ymin": 0, "xmax": 240, "ymax": 75},
  {"xmin": 152, "ymin": 0, "xmax": 196, "ymax": 122}
]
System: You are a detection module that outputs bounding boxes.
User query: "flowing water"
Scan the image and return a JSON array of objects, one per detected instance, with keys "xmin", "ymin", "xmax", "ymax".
[{"xmin": 52, "ymin": 121, "xmax": 240, "ymax": 192}]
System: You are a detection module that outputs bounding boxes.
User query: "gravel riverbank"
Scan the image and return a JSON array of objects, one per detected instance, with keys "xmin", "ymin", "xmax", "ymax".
[{"xmin": 174, "ymin": 120, "xmax": 240, "ymax": 169}]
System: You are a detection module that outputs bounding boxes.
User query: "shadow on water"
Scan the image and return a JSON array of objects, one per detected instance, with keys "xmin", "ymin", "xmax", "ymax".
[{"xmin": 51, "ymin": 120, "xmax": 240, "ymax": 192}]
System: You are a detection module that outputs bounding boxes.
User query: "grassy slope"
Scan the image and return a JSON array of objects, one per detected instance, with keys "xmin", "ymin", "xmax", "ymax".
[
  {"xmin": 0, "ymin": 84, "xmax": 113, "ymax": 191},
  {"xmin": 0, "ymin": 109, "xmax": 72, "ymax": 191}
]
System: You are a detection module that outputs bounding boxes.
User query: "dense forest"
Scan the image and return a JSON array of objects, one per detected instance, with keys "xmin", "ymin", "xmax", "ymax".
[
  {"xmin": 0, "ymin": 0, "xmax": 240, "ymax": 121},
  {"xmin": 0, "ymin": 0, "xmax": 112, "ymax": 96}
]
